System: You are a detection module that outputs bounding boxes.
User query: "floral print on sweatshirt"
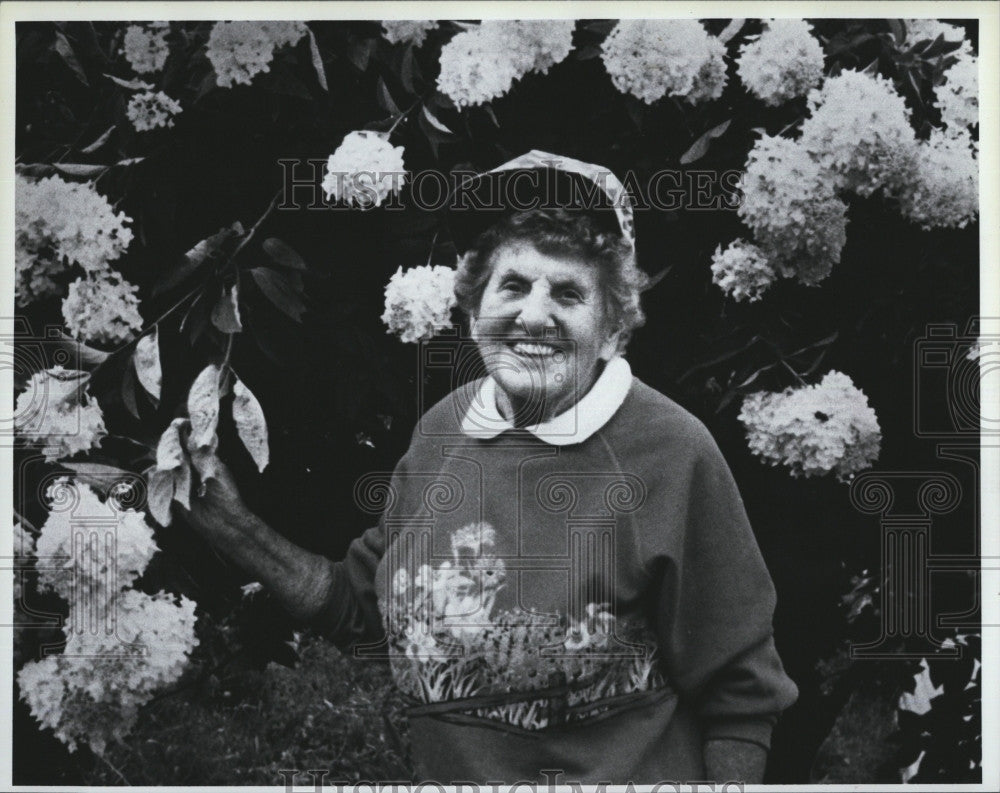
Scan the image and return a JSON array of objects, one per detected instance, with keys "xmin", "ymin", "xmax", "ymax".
[{"xmin": 383, "ymin": 522, "xmax": 666, "ymax": 730}]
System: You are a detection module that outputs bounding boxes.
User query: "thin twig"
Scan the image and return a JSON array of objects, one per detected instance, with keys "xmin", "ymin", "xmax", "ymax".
[
  {"xmin": 781, "ymin": 359, "xmax": 807, "ymax": 386},
  {"xmin": 387, "ymin": 99, "xmax": 423, "ymax": 138},
  {"xmin": 98, "ymin": 753, "xmax": 131, "ymax": 785}
]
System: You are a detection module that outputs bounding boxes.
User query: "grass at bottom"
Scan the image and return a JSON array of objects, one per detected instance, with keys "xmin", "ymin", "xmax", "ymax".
[{"xmin": 84, "ymin": 633, "xmax": 414, "ymax": 785}]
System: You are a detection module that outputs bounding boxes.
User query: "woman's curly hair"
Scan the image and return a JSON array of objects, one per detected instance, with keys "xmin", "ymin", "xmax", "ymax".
[{"xmin": 454, "ymin": 209, "xmax": 648, "ymax": 352}]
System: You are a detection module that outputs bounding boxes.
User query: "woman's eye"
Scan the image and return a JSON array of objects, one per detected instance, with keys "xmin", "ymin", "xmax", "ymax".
[
  {"xmin": 558, "ymin": 290, "xmax": 583, "ymax": 303},
  {"xmin": 500, "ymin": 280, "xmax": 524, "ymax": 294}
]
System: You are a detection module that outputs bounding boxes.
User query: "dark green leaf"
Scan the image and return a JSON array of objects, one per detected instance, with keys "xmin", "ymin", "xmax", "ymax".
[
  {"xmin": 584, "ymin": 20, "xmax": 616, "ymax": 35},
  {"xmin": 52, "ymin": 163, "xmax": 108, "ymax": 178},
  {"xmin": 53, "ymin": 31, "xmax": 88, "ymax": 85},
  {"xmin": 307, "ymin": 29, "xmax": 328, "ymax": 91},
  {"xmin": 210, "ymin": 285, "xmax": 243, "ymax": 334},
  {"xmin": 680, "ymin": 119, "xmax": 732, "ymax": 165},
  {"xmin": 346, "ymin": 37, "xmax": 375, "ymax": 72},
  {"xmin": 717, "ymin": 18, "xmax": 746, "ymax": 45},
  {"xmin": 121, "ymin": 362, "xmax": 140, "ymax": 419},
  {"xmin": 153, "ymin": 224, "xmax": 240, "ymax": 296},
  {"xmin": 262, "ymin": 237, "xmax": 308, "ymax": 270},
  {"xmin": 888, "ymin": 19, "xmax": 906, "ymax": 47},
  {"xmin": 575, "ymin": 44, "xmax": 602, "ymax": 60},
  {"xmin": 250, "ymin": 268, "xmax": 306, "ymax": 322},
  {"xmin": 80, "ymin": 124, "xmax": 116, "ymax": 154},
  {"xmin": 259, "ymin": 67, "xmax": 313, "ymax": 100},
  {"xmin": 400, "ymin": 45, "xmax": 419, "ymax": 93},
  {"xmin": 103, "ymin": 73, "xmax": 153, "ymax": 90},
  {"xmin": 422, "ymin": 105, "xmax": 453, "ymax": 135},
  {"xmin": 377, "ymin": 76, "xmax": 401, "ymax": 114},
  {"xmin": 483, "ymin": 104, "xmax": 500, "ymax": 128}
]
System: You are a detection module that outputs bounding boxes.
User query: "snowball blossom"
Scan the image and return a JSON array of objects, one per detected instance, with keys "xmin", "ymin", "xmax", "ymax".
[
  {"xmin": 935, "ymin": 55, "xmax": 978, "ymax": 130},
  {"xmin": 381, "ymin": 20, "xmax": 438, "ymax": 47},
  {"xmin": 736, "ymin": 19, "xmax": 825, "ymax": 106},
  {"xmin": 899, "ymin": 128, "xmax": 979, "ymax": 230},
  {"xmin": 126, "ymin": 90, "xmax": 182, "ymax": 131},
  {"xmin": 17, "ymin": 588, "xmax": 198, "ymax": 755},
  {"xmin": 322, "ymin": 131, "xmax": 406, "ymax": 208},
  {"xmin": 601, "ymin": 20, "xmax": 728, "ymax": 105},
  {"xmin": 436, "ymin": 21, "xmax": 575, "ymax": 108},
  {"xmin": 711, "ymin": 239, "xmax": 776, "ymax": 302},
  {"xmin": 35, "ymin": 477, "xmax": 158, "ymax": 601},
  {"xmin": 121, "ymin": 22, "xmax": 170, "ymax": 74},
  {"xmin": 14, "ymin": 368, "xmax": 107, "ymax": 462},
  {"xmin": 739, "ymin": 370, "xmax": 882, "ymax": 481},
  {"xmin": 62, "ymin": 272, "xmax": 144, "ymax": 345},
  {"xmin": 799, "ymin": 69, "xmax": 918, "ymax": 198},
  {"xmin": 381, "ymin": 265, "xmax": 457, "ymax": 343},
  {"xmin": 15, "ymin": 175, "xmax": 134, "ymax": 304},
  {"xmin": 739, "ymin": 135, "xmax": 848, "ymax": 286},
  {"xmin": 206, "ymin": 20, "xmax": 307, "ymax": 88}
]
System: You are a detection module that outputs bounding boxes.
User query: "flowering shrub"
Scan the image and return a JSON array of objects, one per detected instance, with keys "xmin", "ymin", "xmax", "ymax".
[
  {"xmin": 436, "ymin": 21, "xmax": 574, "ymax": 107},
  {"xmin": 126, "ymin": 90, "xmax": 183, "ymax": 131},
  {"xmin": 17, "ymin": 589, "xmax": 199, "ymax": 755},
  {"xmin": 62, "ymin": 273, "xmax": 144, "ymax": 344},
  {"xmin": 381, "ymin": 20, "xmax": 437, "ymax": 47},
  {"xmin": 206, "ymin": 20, "xmax": 307, "ymax": 87},
  {"xmin": 935, "ymin": 55, "xmax": 978, "ymax": 130},
  {"xmin": 381, "ymin": 265, "xmax": 457, "ymax": 343},
  {"xmin": 899, "ymin": 128, "xmax": 979, "ymax": 230},
  {"xmin": 322, "ymin": 130, "xmax": 407, "ymax": 208},
  {"xmin": 739, "ymin": 370, "xmax": 882, "ymax": 481},
  {"xmin": 601, "ymin": 20, "xmax": 727, "ymax": 105},
  {"xmin": 711, "ymin": 239, "xmax": 776, "ymax": 302},
  {"xmin": 14, "ymin": 368, "xmax": 107, "ymax": 462},
  {"xmin": 34, "ymin": 478, "xmax": 158, "ymax": 599},
  {"xmin": 739, "ymin": 135, "xmax": 849, "ymax": 286},
  {"xmin": 11, "ymin": 17, "xmax": 980, "ymax": 783},
  {"xmin": 800, "ymin": 69, "xmax": 918, "ymax": 198},
  {"xmin": 15, "ymin": 175, "xmax": 133, "ymax": 287},
  {"xmin": 121, "ymin": 23, "xmax": 170, "ymax": 74},
  {"xmin": 736, "ymin": 19, "xmax": 825, "ymax": 106}
]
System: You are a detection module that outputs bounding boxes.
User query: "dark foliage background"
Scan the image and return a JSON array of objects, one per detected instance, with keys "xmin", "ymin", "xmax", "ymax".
[{"xmin": 12, "ymin": 18, "xmax": 981, "ymax": 784}]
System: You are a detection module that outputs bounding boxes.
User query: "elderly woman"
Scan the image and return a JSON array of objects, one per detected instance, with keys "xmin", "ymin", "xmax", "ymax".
[{"xmin": 185, "ymin": 153, "xmax": 798, "ymax": 784}]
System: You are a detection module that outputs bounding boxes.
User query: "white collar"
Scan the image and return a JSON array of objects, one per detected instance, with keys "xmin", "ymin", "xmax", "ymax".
[{"xmin": 460, "ymin": 357, "xmax": 633, "ymax": 445}]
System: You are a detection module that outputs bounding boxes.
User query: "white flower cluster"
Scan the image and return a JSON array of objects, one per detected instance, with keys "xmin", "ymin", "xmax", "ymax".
[
  {"xmin": 206, "ymin": 20, "xmax": 307, "ymax": 88},
  {"xmin": 437, "ymin": 20, "xmax": 575, "ymax": 108},
  {"xmin": 62, "ymin": 272, "xmax": 144, "ymax": 345},
  {"xmin": 121, "ymin": 22, "xmax": 170, "ymax": 74},
  {"xmin": 322, "ymin": 131, "xmax": 406, "ymax": 208},
  {"xmin": 935, "ymin": 55, "xmax": 978, "ymax": 130},
  {"xmin": 17, "ymin": 589, "xmax": 198, "ymax": 755},
  {"xmin": 800, "ymin": 69, "xmax": 918, "ymax": 198},
  {"xmin": 381, "ymin": 265, "xmax": 457, "ymax": 343},
  {"xmin": 711, "ymin": 239, "xmax": 776, "ymax": 302},
  {"xmin": 486, "ymin": 19, "xmax": 576, "ymax": 75},
  {"xmin": 739, "ymin": 135, "xmax": 849, "ymax": 286},
  {"xmin": 35, "ymin": 478, "xmax": 158, "ymax": 601},
  {"xmin": 899, "ymin": 128, "xmax": 979, "ymax": 230},
  {"xmin": 14, "ymin": 522, "xmax": 36, "ymax": 559},
  {"xmin": 14, "ymin": 368, "xmax": 107, "ymax": 462},
  {"xmin": 15, "ymin": 174, "xmax": 134, "ymax": 299},
  {"xmin": 736, "ymin": 19, "xmax": 825, "ymax": 106},
  {"xmin": 903, "ymin": 19, "xmax": 972, "ymax": 55},
  {"xmin": 381, "ymin": 20, "xmax": 438, "ymax": 47},
  {"xmin": 739, "ymin": 370, "xmax": 882, "ymax": 481},
  {"xmin": 126, "ymin": 90, "xmax": 183, "ymax": 131},
  {"xmin": 601, "ymin": 20, "xmax": 728, "ymax": 105}
]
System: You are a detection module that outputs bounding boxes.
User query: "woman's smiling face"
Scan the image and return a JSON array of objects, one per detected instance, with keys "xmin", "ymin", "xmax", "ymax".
[{"xmin": 471, "ymin": 241, "xmax": 621, "ymax": 424}]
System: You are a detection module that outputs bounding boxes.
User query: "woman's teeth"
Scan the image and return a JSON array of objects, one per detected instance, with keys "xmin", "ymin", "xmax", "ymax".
[{"xmin": 511, "ymin": 341, "xmax": 559, "ymax": 357}]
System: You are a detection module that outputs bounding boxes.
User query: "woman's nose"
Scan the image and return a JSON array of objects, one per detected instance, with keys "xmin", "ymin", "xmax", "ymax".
[{"xmin": 516, "ymin": 287, "xmax": 555, "ymax": 333}]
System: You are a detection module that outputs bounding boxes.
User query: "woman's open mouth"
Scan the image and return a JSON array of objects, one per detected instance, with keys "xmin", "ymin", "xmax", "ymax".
[{"xmin": 507, "ymin": 341, "xmax": 563, "ymax": 359}]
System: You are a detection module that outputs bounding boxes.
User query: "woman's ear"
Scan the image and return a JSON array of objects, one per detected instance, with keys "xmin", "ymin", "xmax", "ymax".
[{"xmin": 599, "ymin": 322, "xmax": 624, "ymax": 361}]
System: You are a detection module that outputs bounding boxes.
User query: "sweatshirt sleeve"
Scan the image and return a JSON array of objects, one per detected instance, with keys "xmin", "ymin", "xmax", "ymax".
[
  {"xmin": 652, "ymin": 424, "xmax": 798, "ymax": 750},
  {"xmin": 310, "ymin": 518, "xmax": 388, "ymax": 652}
]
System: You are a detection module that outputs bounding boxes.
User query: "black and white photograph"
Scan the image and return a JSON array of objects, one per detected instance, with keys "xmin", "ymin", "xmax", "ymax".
[{"xmin": 3, "ymin": 2, "xmax": 997, "ymax": 789}]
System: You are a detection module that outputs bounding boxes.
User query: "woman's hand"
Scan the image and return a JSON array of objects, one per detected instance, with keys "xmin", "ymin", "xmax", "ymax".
[{"xmin": 175, "ymin": 455, "xmax": 336, "ymax": 624}]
